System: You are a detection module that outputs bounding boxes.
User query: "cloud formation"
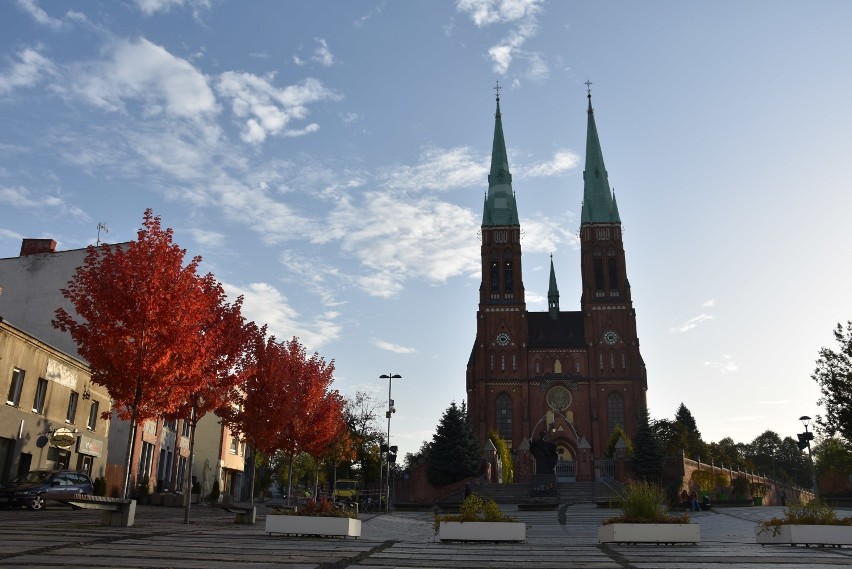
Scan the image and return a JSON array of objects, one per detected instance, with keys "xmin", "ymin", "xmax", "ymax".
[
  {"xmin": 216, "ymin": 73, "xmax": 339, "ymax": 144},
  {"xmin": 457, "ymin": 0, "xmax": 546, "ymax": 77},
  {"xmin": 0, "ymin": 47, "xmax": 57, "ymax": 94},
  {"xmin": 670, "ymin": 299, "xmax": 716, "ymax": 333},
  {"xmin": 704, "ymin": 355, "xmax": 738, "ymax": 374},
  {"xmin": 371, "ymin": 338, "xmax": 418, "ymax": 354}
]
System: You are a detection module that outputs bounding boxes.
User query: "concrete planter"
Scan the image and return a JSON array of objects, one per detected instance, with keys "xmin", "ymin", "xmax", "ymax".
[
  {"xmin": 438, "ymin": 521, "xmax": 526, "ymax": 542},
  {"xmin": 598, "ymin": 523, "xmax": 700, "ymax": 544},
  {"xmin": 755, "ymin": 524, "xmax": 852, "ymax": 546},
  {"xmin": 265, "ymin": 514, "xmax": 361, "ymax": 538}
]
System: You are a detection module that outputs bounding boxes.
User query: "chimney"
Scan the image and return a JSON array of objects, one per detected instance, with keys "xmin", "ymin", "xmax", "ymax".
[{"xmin": 20, "ymin": 239, "xmax": 57, "ymax": 256}]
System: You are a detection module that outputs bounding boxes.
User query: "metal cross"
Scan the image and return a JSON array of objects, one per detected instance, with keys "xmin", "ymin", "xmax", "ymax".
[
  {"xmin": 494, "ymin": 80, "xmax": 501, "ymax": 100},
  {"xmin": 584, "ymin": 79, "xmax": 593, "ymax": 96}
]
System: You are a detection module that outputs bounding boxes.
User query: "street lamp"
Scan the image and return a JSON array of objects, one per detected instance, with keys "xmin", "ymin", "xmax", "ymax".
[
  {"xmin": 380, "ymin": 373, "xmax": 402, "ymax": 514},
  {"xmin": 798, "ymin": 415, "xmax": 818, "ymax": 498}
]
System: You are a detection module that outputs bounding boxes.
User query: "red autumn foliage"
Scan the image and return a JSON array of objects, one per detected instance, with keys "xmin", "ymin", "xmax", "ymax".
[{"xmin": 53, "ymin": 209, "xmax": 207, "ymax": 423}]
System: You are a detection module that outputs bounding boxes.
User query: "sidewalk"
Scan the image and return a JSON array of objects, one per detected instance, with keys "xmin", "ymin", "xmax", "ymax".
[{"xmin": 0, "ymin": 502, "xmax": 850, "ymax": 568}]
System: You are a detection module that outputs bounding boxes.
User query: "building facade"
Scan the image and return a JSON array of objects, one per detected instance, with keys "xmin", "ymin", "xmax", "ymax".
[
  {"xmin": 466, "ymin": 91, "xmax": 648, "ymax": 477},
  {"xmin": 0, "ymin": 316, "xmax": 109, "ymax": 483},
  {"xmin": 0, "ymin": 239, "xmax": 244, "ymax": 498}
]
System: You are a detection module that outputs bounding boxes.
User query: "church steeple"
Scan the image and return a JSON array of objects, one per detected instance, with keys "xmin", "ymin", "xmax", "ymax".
[
  {"xmin": 548, "ymin": 254, "xmax": 560, "ymax": 319},
  {"xmin": 482, "ymin": 82, "xmax": 519, "ymax": 227},
  {"xmin": 580, "ymin": 82, "xmax": 621, "ymax": 225}
]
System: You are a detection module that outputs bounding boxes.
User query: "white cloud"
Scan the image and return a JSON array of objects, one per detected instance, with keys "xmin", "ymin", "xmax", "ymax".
[
  {"xmin": 0, "ymin": 228, "xmax": 25, "ymax": 241},
  {"xmin": 293, "ymin": 55, "xmax": 306, "ymax": 66},
  {"xmin": 669, "ymin": 313, "xmax": 714, "ymax": 333},
  {"xmin": 222, "ymin": 281, "xmax": 341, "ymax": 351},
  {"xmin": 702, "ymin": 298, "xmax": 716, "ymax": 307},
  {"xmin": 312, "ymin": 38, "xmax": 335, "ymax": 66},
  {"xmin": 16, "ymin": 0, "xmax": 62, "ymax": 29},
  {"xmin": 0, "ymin": 184, "xmax": 88, "ymax": 220},
  {"xmin": 457, "ymin": 0, "xmax": 544, "ymax": 76},
  {"xmin": 522, "ymin": 150, "xmax": 580, "ymax": 177},
  {"xmin": 68, "ymin": 38, "xmax": 218, "ymax": 120},
  {"xmin": 216, "ymin": 73, "xmax": 340, "ymax": 144},
  {"xmin": 187, "ymin": 227, "xmax": 225, "ymax": 247},
  {"xmin": 135, "ymin": 0, "xmax": 211, "ymax": 17},
  {"xmin": 704, "ymin": 355, "xmax": 738, "ymax": 374},
  {"xmin": 371, "ymin": 338, "xmax": 418, "ymax": 354},
  {"xmin": 0, "ymin": 47, "xmax": 58, "ymax": 95},
  {"xmin": 521, "ymin": 216, "xmax": 578, "ymax": 254},
  {"xmin": 379, "ymin": 147, "xmax": 486, "ymax": 193}
]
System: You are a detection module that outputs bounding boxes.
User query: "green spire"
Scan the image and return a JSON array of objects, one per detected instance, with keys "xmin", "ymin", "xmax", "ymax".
[
  {"xmin": 548, "ymin": 254, "xmax": 559, "ymax": 319},
  {"xmin": 482, "ymin": 85, "xmax": 519, "ymax": 227},
  {"xmin": 580, "ymin": 86, "xmax": 621, "ymax": 225}
]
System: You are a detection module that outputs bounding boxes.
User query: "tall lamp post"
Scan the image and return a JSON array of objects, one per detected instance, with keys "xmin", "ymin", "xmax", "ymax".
[
  {"xmin": 380, "ymin": 373, "xmax": 401, "ymax": 514},
  {"xmin": 798, "ymin": 415, "xmax": 818, "ymax": 498}
]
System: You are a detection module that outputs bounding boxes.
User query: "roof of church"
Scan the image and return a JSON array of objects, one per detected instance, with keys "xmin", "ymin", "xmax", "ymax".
[
  {"xmin": 482, "ymin": 91, "xmax": 520, "ymax": 227},
  {"xmin": 527, "ymin": 311, "xmax": 585, "ymax": 348},
  {"xmin": 580, "ymin": 88, "xmax": 621, "ymax": 225}
]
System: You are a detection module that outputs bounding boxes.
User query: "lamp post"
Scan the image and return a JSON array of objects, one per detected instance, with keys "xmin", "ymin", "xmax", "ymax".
[
  {"xmin": 799, "ymin": 415, "xmax": 818, "ymax": 498},
  {"xmin": 380, "ymin": 373, "xmax": 401, "ymax": 514}
]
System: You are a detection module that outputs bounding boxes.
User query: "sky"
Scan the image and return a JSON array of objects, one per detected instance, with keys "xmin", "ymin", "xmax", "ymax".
[{"xmin": 1, "ymin": 0, "xmax": 851, "ymax": 461}]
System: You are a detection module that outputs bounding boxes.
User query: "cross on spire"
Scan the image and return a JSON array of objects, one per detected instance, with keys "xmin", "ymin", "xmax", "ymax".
[
  {"xmin": 494, "ymin": 80, "xmax": 501, "ymax": 101},
  {"xmin": 584, "ymin": 79, "xmax": 593, "ymax": 96}
]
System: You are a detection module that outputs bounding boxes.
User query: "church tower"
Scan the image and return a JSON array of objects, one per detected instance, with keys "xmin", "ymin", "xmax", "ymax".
[{"xmin": 466, "ymin": 85, "xmax": 648, "ymax": 476}]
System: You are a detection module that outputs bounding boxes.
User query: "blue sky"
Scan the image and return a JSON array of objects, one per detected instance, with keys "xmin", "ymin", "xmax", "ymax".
[{"xmin": 2, "ymin": 0, "xmax": 851, "ymax": 460}]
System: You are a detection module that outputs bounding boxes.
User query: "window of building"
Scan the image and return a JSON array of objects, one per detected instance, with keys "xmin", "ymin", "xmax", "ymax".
[
  {"xmin": 512, "ymin": 354, "xmax": 517, "ymax": 371},
  {"xmin": 500, "ymin": 354, "xmax": 505, "ymax": 371},
  {"xmin": 181, "ymin": 420, "xmax": 191, "ymax": 437},
  {"xmin": 163, "ymin": 419, "xmax": 177, "ymax": 431},
  {"xmin": 490, "ymin": 354, "xmax": 494, "ymax": 372},
  {"xmin": 489, "ymin": 254, "xmax": 499, "ymax": 296},
  {"xmin": 554, "ymin": 358, "xmax": 562, "ymax": 374},
  {"xmin": 599, "ymin": 353, "xmax": 604, "ymax": 371},
  {"xmin": 230, "ymin": 436, "xmax": 239, "ymax": 455},
  {"xmin": 87, "ymin": 400, "xmax": 99, "ymax": 431},
  {"xmin": 607, "ymin": 393, "xmax": 625, "ymax": 436},
  {"xmin": 575, "ymin": 361, "xmax": 581, "ymax": 373},
  {"xmin": 607, "ymin": 255, "xmax": 619, "ymax": 290},
  {"xmin": 32, "ymin": 378, "xmax": 48, "ymax": 414},
  {"xmin": 622, "ymin": 352, "xmax": 627, "ymax": 370},
  {"xmin": 6, "ymin": 368, "xmax": 25, "ymax": 406},
  {"xmin": 593, "ymin": 255, "xmax": 605, "ymax": 291},
  {"xmin": 534, "ymin": 359, "xmax": 541, "ymax": 374},
  {"xmin": 503, "ymin": 253, "xmax": 513, "ymax": 297},
  {"xmin": 139, "ymin": 441, "xmax": 154, "ymax": 478},
  {"xmin": 495, "ymin": 393, "xmax": 512, "ymax": 440},
  {"xmin": 611, "ymin": 352, "xmax": 615, "ymax": 370},
  {"xmin": 66, "ymin": 391, "xmax": 79, "ymax": 424}
]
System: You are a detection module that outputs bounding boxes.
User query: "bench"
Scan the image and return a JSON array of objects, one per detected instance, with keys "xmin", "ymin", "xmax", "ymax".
[
  {"xmin": 48, "ymin": 493, "xmax": 136, "ymax": 527},
  {"xmin": 212, "ymin": 502, "xmax": 257, "ymax": 524}
]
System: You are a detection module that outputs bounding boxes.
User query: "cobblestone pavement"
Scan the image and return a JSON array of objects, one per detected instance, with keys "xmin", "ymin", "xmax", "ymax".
[{"xmin": 0, "ymin": 502, "xmax": 851, "ymax": 568}]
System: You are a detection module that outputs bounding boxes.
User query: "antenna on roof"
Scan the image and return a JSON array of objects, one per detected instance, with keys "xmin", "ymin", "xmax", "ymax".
[{"xmin": 96, "ymin": 222, "xmax": 109, "ymax": 246}]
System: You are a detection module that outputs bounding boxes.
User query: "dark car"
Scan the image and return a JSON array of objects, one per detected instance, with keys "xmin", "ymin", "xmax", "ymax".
[{"xmin": 0, "ymin": 470, "xmax": 94, "ymax": 510}]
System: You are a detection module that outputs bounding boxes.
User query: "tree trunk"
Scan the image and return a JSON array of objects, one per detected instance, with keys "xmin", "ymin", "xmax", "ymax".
[{"xmin": 183, "ymin": 407, "xmax": 197, "ymax": 524}]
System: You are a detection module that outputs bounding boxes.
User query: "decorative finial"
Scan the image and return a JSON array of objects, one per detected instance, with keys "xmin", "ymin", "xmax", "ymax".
[
  {"xmin": 584, "ymin": 79, "xmax": 593, "ymax": 97},
  {"xmin": 494, "ymin": 80, "xmax": 501, "ymax": 102}
]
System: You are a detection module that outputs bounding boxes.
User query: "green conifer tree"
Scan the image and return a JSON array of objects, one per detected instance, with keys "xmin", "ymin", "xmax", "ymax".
[
  {"xmin": 427, "ymin": 401, "xmax": 481, "ymax": 486},
  {"xmin": 630, "ymin": 408, "xmax": 664, "ymax": 482}
]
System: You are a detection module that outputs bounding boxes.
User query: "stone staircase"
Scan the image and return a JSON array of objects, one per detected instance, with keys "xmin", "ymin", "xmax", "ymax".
[{"xmin": 468, "ymin": 482, "xmax": 618, "ymax": 505}]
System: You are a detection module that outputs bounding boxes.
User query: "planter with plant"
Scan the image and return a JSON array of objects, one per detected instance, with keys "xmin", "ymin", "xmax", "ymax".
[
  {"xmin": 265, "ymin": 498, "xmax": 360, "ymax": 538},
  {"xmin": 598, "ymin": 480, "xmax": 700, "ymax": 544},
  {"xmin": 750, "ymin": 482, "xmax": 767, "ymax": 506},
  {"xmin": 135, "ymin": 475, "xmax": 151, "ymax": 504},
  {"xmin": 435, "ymin": 494, "xmax": 525, "ymax": 542},
  {"xmin": 755, "ymin": 499, "xmax": 852, "ymax": 546}
]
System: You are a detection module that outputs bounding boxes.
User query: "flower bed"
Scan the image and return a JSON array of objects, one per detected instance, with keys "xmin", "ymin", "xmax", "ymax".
[
  {"xmin": 599, "ymin": 481, "xmax": 699, "ymax": 544},
  {"xmin": 756, "ymin": 499, "xmax": 852, "ymax": 546},
  {"xmin": 435, "ymin": 494, "xmax": 524, "ymax": 542},
  {"xmin": 265, "ymin": 514, "xmax": 361, "ymax": 538}
]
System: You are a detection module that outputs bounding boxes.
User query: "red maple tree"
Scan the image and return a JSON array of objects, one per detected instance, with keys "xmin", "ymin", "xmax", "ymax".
[{"xmin": 54, "ymin": 209, "xmax": 213, "ymax": 498}]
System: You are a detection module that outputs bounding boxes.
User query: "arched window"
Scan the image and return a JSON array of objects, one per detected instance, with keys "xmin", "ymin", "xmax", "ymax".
[
  {"xmin": 489, "ymin": 252, "xmax": 499, "ymax": 295},
  {"xmin": 622, "ymin": 352, "xmax": 627, "ymax": 370},
  {"xmin": 503, "ymin": 252, "xmax": 514, "ymax": 297},
  {"xmin": 575, "ymin": 360, "xmax": 581, "ymax": 373},
  {"xmin": 554, "ymin": 358, "xmax": 562, "ymax": 374},
  {"xmin": 534, "ymin": 359, "xmax": 541, "ymax": 374},
  {"xmin": 512, "ymin": 354, "xmax": 517, "ymax": 371},
  {"xmin": 496, "ymin": 393, "xmax": 512, "ymax": 440},
  {"xmin": 607, "ymin": 392, "xmax": 625, "ymax": 436},
  {"xmin": 593, "ymin": 250, "xmax": 604, "ymax": 291},
  {"xmin": 607, "ymin": 248, "xmax": 619, "ymax": 290}
]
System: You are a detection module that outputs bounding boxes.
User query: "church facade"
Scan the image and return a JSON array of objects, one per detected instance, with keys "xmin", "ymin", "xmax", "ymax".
[{"xmin": 466, "ymin": 89, "xmax": 648, "ymax": 479}]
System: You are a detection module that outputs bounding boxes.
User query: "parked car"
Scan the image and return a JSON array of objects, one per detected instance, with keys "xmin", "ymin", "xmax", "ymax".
[{"xmin": 0, "ymin": 470, "xmax": 94, "ymax": 511}]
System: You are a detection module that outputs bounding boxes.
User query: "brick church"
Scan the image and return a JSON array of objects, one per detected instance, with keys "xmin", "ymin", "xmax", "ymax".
[{"xmin": 466, "ymin": 87, "xmax": 648, "ymax": 480}]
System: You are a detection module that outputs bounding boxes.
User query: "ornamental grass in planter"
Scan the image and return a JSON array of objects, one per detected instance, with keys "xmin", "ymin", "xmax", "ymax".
[
  {"xmin": 435, "ymin": 494, "xmax": 525, "ymax": 541},
  {"xmin": 756, "ymin": 499, "xmax": 852, "ymax": 546},
  {"xmin": 599, "ymin": 481, "xmax": 699, "ymax": 544}
]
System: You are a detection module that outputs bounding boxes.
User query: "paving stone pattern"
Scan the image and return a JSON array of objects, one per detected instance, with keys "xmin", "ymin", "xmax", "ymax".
[{"xmin": 0, "ymin": 502, "xmax": 851, "ymax": 568}]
